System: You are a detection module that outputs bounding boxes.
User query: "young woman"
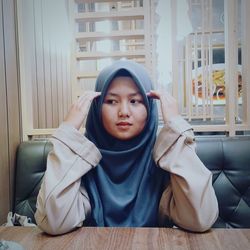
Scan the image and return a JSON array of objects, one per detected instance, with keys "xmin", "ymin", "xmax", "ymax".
[{"xmin": 35, "ymin": 60, "xmax": 218, "ymax": 235}]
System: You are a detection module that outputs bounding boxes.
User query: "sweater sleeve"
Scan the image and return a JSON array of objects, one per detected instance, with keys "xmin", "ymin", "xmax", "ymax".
[
  {"xmin": 34, "ymin": 123, "xmax": 102, "ymax": 235},
  {"xmin": 153, "ymin": 116, "xmax": 218, "ymax": 232}
]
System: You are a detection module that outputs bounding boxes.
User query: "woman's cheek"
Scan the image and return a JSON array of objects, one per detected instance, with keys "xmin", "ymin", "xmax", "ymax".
[{"xmin": 102, "ymin": 105, "xmax": 116, "ymax": 122}]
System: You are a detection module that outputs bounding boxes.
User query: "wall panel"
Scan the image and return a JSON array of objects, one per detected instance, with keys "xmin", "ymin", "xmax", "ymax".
[
  {"xmin": 18, "ymin": 0, "xmax": 72, "ymax": 137},
  {"xmin": 0, "ymin": 0, "xmax": 10, "ymax": 225},
  {"xmin": 0, "ymin": 0, "xmax": 21, "ymax": 224},
  {"xmin": 3, "ymin": 0, "xmax": 21, "ymax": 213}
]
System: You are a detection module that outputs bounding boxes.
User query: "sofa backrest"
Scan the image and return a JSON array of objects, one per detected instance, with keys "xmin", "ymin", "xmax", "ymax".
[
  {"xmin": 195, "ymin": 136, "xmax": 250, "ymax": 228},
  {"xmin": 14, "ymin": 141, "xmax": 52, "ymax": 223},
  {"xmin": 13, "ymin": 136, "xmax": 250, "ymax": 227}
]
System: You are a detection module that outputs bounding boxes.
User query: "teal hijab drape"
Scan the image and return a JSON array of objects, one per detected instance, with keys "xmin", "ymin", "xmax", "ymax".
[{"xmin": 83, "ymin": 60, "xmax": 169, "ymax": 227}]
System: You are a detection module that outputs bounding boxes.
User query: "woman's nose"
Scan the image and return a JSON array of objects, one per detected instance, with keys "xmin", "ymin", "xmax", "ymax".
[{"xmin": 118, "ymin": 102, "xmax": 130, "ymax": 117}]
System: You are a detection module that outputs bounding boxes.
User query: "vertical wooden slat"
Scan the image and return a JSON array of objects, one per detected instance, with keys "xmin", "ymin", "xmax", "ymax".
[
  {"xmin": 171, "ymin": 0, "xmax": 178, "ymax": 100},
  {"xmin": 63, "ymin": 52, "xmax": 71, "ymax": 117},
  {"xmin": 0, "ymin": 0, "xmax": 10, "ymax": 224},
  {"xmin": 66, "ymin": 53, "xmax": 70, "ymax": 116},
  {"xmin": 224, "ymin": 0, "xmax": 237, "ymax": 136},
  {"xmin": 58, "ymin": 0, "xmax": 70, "ymax": 125},
  {"xmin": 30, "ymin": 0, "xmax": 39, "ymax": 129},
  {"xmin": 17, "ymin": 0, "xmax": 36, "ymax": 139},
  {"xmin": 185, "ymin": 35, "xmax": 192, "ymax": 121},
  {"xmin": 204, "ymin": 34, "xmax": 209, "ymax": 119},
  {"xmin": 34, "ymin": 0, "xmax": 46, "ymax": 128},
  {"xmin": 208, "ymin": 34, "xmax": 214, "ymax": 120},
  {"xmin": 51, "ymin": 43, "xmax": 59, "ymax": 127},
  {"xmin": 241, "ymin": 0, "xmax": 250, "ymax": 128},
  {"xmin": 150, "ymin": 0, "xmax": 157, "ymax": 87},
  {"xmin": 208, "ymin": 0, "xmax": 214, "ymax": 120},
  {"xmin": 234, "ymin": 1, "xmax": 239, "ymax": 121},
  {"xmin": 180, "ymin": 55, "xmax": 186, "ymax": 115},
  {"xmin": 69, "ymin": 0, "xmax": 78, "ymax": 104},
  {"xmin": 57, "ymin": 50, "xmax": 64, "ymax": 123},
  {"xmin": 62, "ymin": 53, "xmax": 67, "ymax": 118},
  {"xmin": 201, "ymin": 0, "xmax": 206, "ymax": 120},
  {"xmin": 143, "ymin": 0, "xmax": 151, "ymax": 72},
  {"xmin": 194, "ymin": 33, "xmax": 199, "ymax": 117},
  {"xmin": 43, "ymin": 0, "xmax": 53, "ymax": 128}
]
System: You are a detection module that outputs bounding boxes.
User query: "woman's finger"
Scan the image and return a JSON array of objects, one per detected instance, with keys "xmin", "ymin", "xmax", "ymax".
[
  {"xmin": 78, "ymin": 91, "xmax": 101, "ymax": 106},
  {"xmin": 146, "ymin": 90, "xmax": 160, "ymax": 99},
  {"xmin": 64, "ymin": 91, "xmax": 101, "ymax": 130},
  {"xmin": 77, "ymin": 91, "xmax": 101, "ymax": 111},
  {"xmin": 148, "ymin": 89, "xmax": 179, "ymax": 123}
]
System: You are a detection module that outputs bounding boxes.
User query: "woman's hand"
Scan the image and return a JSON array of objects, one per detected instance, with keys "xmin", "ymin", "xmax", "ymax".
[
  {"xmin": 147, "ymin": 90, "xmax": 179, "ymax": 123},
  {"xmin": 64, "ymin": 91, "xmax": 101, "ymax": 130}
]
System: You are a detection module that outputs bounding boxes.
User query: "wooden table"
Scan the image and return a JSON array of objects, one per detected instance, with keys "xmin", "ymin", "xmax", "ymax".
[{"xmin": 0, "ymin": 226, "xmax": 250, "ymax": 250}]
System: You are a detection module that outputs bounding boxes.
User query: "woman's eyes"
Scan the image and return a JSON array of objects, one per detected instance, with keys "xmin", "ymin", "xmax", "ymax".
[
  {"xmin": 105, "ymin": 99, "xmax": 118, "ymax": 105},
  {"xmin": 104, "ymin": 98, "xmax": 144, "ymax": 105},
  {"xmin": 130, "ymin": 99, "xmax": 143, "ymax": 104}
]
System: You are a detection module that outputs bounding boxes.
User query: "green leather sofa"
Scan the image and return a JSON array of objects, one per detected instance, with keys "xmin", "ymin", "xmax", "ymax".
[{"xmin": 13, "ymin": 136, "xmax": 250, "ymax": 228}]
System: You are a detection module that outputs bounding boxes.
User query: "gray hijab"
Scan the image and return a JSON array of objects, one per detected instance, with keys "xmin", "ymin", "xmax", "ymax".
[{"xmin": 83, "ymin": 60, "xmax": 169, "ymax": 226}]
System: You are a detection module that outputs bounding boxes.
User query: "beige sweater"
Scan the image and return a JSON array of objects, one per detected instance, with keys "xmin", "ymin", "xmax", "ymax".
[{"xmin": 35, "ymin": 116, "xmax": 218, "ymax": 235}]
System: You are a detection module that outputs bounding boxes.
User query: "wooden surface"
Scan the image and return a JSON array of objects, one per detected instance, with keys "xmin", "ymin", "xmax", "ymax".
[{"xmin": 0, "ymin": 227, "xmax": 249, "ymax": 250}]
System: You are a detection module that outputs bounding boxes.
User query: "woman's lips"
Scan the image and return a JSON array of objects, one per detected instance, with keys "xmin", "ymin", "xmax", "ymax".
[{"xmin": 116, "ymin": 122, "xmax": 132, "ymax": 129}]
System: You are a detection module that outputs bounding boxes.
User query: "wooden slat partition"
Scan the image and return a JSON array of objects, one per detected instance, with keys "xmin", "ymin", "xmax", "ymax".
[
  {"xmin": 171, "ymin": 0, "xmax": 250, "ymax": 134},
  {"xmin": 17, "ymin": 0, "xmax": 72, "ymax": 139},
  {"xmin": 15, "ymin": 0, "xmax": 155, "ymax": 139},
  {"xmin": 70, "ymin": 0, "xmax": 154, "ymax": 104},
  {"xmin": 15, "ymin": 0, "xmax": 250, "ymax": 138}
]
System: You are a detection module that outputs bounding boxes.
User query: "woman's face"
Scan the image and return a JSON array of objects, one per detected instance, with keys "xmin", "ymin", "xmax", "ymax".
[{"xmin": 101, "ymin": 76, "xmax": 147, "ymax": 140}]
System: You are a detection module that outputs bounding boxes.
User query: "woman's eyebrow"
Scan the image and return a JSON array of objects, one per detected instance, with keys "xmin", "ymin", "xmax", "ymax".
[
  {"xmin": 105, "ymin": 92, "xmax": 119, "ymax": 97},
  {"xmin": 129, "ymin": 92, "xmax": 142, "ymax": 97}
]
